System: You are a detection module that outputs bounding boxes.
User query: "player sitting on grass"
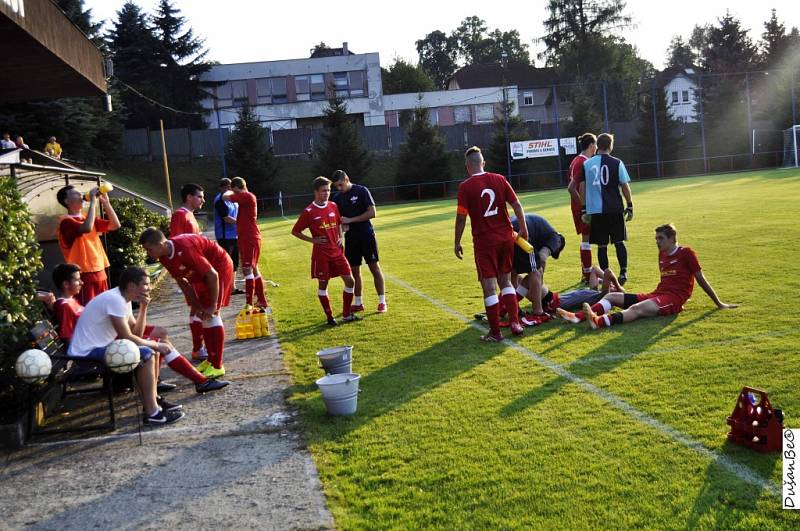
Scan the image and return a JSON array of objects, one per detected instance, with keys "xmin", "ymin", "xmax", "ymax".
[
  {"xmin": 292, "ymin": 176, "xmax": 358, "ymax": 326},
  {"xmin": 557, "ymin": 223, "xmax": 737, "ymax": 329}
]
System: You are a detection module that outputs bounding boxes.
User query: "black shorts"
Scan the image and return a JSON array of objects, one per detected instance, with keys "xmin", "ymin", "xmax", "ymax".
[
  {"xmin": 217, "ymin": 238, "xmax": 239, "ymax": 270},
  {"xmin": 589, "ymin": 213, "xmax": 627, "ymax": 245},
  {"xmin": 513, "ymin": 245, "xmax": 539, "ymax": 274},
  {"xmin": 344, "ymin": 233, "xmax": 380, "ymax": 267}
]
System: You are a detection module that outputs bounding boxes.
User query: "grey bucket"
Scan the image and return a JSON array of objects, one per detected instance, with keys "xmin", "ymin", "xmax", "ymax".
[
  {"xmin": 316, "ymin": 373, "xmax": 360, "ymax": 416},
  {"xmin": 316, "ymin": 345, "xmax": 353, "ymax": 375}
]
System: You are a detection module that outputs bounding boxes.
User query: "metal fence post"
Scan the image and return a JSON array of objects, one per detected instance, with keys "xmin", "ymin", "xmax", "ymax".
[
  {"xmin": 552, "ymin": 84, "xmax": 563, "ymax": 184},
  {"xmin": 698, "ymin": 75, "xmax": 708, "ymax": 173},
  {"xmin": 602, "ymin": 81, "xmax": 609, "ymax": 132},
  {"xmin": 745, "ymin": 73, "xmax": 753, "ymax": 165},
  {"xmin": 651, "ymin": 79, "xmax": 661, "ymax": 178}
]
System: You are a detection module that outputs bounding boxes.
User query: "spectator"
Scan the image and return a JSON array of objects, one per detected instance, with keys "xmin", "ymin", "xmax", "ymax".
[
  {"xmin": 44, "ymin": 136, "xmax": 62, "ymax": 159},
  {"xmin": 1, "ymin": 132, "xmax": 15, "ymax": 149},
  {"xmin": 14, "ymin": 136, "xmax": 29, "ymax": 149},
  {"xmin": 213, "ymin": 178, "xmax": 242, "ymax": 294},
  {"xmin": 56, "ymin": 184, "xmax": 121, "ymax": 305}
]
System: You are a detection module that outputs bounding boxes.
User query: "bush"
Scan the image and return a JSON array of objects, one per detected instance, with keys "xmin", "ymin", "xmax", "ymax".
[
  {"xmin": 106, "ymin": 197, "xmax": 170, "ymax": 286},
  {"xmin": 0, "ymin": 176, "xmax": 44, "ymax": 422}
]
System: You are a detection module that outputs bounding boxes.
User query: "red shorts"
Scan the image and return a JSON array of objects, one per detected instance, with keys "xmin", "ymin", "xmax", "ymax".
[
  {"xmin": 571, "ymin": 201, "xmax": 590, "ymax": 236},
  {"xmin": 473, "ymin": 240, "xmax": 514, "ymax": 280},
  {"xmin": 198, "ymin": 258, "xmax": 234, "ymax": 309},
  {"xmin": 142, "ymin": 325, "xmax": 156, "ymax": 339},
  {"xmin": 78, "ymin": 271, "xmax": 108, "ymax": 305},
  {"xmin": 238, "ymin": 238, "xmax": 261, "ymax": 269},
  {"xmin": 184, "ymin": 281, "xmax": 208, "ymax": 309},
  {"xmin": 312, "ymin": 251, "xmax": 352, "ymax": 281},
  {"xmin": 636, "ymin": 292, "xmax": 686, "ymax": 316}
]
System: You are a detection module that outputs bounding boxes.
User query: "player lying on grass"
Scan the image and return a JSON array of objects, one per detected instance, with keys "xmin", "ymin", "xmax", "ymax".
[
  {"xmin": 557, "ymin": 223, "xmax": 737, "ymax": 329},
  {"xmin": 292, "ymin": 176, "xmax": 358, "ymax": 326}
]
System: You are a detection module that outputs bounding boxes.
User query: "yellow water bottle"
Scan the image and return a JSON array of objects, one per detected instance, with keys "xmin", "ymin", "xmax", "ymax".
[
  {"xmin": 250, "ymin": 309, "xmax": 262, "ymax": 338},
  {"xmin": 514, "ymin": 232, "xmax": 534, "ymax": 254},
  {"xmin": 84, "ymin": 182, "xmax": 114, "ymax": 201},
  {"xmin": 259, "ymin": 308, "xmax": 269, "ymax": 336}
]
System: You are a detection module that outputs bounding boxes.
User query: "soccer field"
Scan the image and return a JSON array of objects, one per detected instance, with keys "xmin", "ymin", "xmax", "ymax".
[{"xmin": 260, "ymin": 169, "xmax": 799, "ymax": 529}]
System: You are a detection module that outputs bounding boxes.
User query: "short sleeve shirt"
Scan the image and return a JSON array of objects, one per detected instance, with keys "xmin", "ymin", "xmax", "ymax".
[
  {"xmin": 58, "ymin": 216, "xmax": 112, "ymax": 248},
  {"xmin": 293, "ymin": 202, "xmax": 343, "ymax": 259},
  {"xmin": 580, "ymin": 154, "xmax": 631, "ymax": 214},
  {"xmin": 54, "ymin": 297, "xmax": 84, "ymax": 341},
  {"xmin": 332, "ymin": 184, "xmax": 375, "ymax": 237},
  {"xmin": 456, "ymin": 172, "xmax": 518, "ymax": 247},
  {"xmin": 68, "ymin": 288, "xmax": 132, "ymax": 357},
  {"xmin": 511, "ymin": 214, "xmax": 559, "ymax": 251},
  {"xmin": 159, "ymin": 234, "xmax": 231, "ymax": 284},
  {"xmin": 228, "ymin": 191, "xmax": 260, "ymax": 241},
  {"xmin": 653, "ymin": 246, "xmax": 702, "ymax": 301},
  {"xmin": 170, "ymin": 207, "xmax": 200, "ymax": 236}
]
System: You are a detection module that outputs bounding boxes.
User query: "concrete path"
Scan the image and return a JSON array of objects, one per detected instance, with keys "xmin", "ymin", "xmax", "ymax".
[{"xmin": 0, "ymin": 279, "xmax": 334, "ymax": 530}]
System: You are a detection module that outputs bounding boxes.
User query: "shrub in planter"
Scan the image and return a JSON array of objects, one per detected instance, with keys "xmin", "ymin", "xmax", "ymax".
[
  {"xmin": 0, "ymin": 176, "xmax": 44, "ymax": 424},
  {"xmin": 105, "ymin": 197, "xmax": 170, "ymax": 286}
]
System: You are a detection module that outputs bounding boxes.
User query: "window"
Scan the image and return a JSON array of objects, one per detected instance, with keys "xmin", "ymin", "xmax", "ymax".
[
  {"xmin": 216, "ymin": 80, "xmax": 247, "ymax": 107},
  {"xmin": 255, "ymin": 78, "xmax": 271, "ymax": 104},
  {"xmin": 428, "ymin": 109, "xmax": 439, "ymax": 125},
  {"xmin": 255, "ymin": 77, "xmax": 287, "ymax": 104},
  {"xmin": 475, "ymin": 104, "xmax": 494, "ymax": 123},
  {"xmin": 454, "ymin": 106, "xmax": 471, "ymax": 123},
  {"xmin": 523, "ymin": 91, "xmax": 533, "ymax": 106},
  {"xmin": 672, "ymin": 91, "xmax": 679, "ymax": 104},
  {"xmin": 310, "ymin": 74, "xmax": 326, "ymax": 100},
  {"xmin": 271, "ymin": 77, "xmax": 287, "ymax": 104},
  {"xmin": 295, "ymin": 75, "xmax": 310, "ymax": 101},
  {"xmin": 332, "ymin": 71, "xmax": 367, "ymax": 98},
  {"xmin": 333, "ymin": 72, "xmax": 349, "ymax": 97},
  {"xmin": 682, "ymin": 90, "xmax": 689, "ymax": 103}
]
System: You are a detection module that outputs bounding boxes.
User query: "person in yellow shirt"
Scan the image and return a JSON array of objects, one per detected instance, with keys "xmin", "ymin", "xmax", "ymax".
[{"xmin": 44, "ymin": 136, "xmax": 62, "ymax": 158}]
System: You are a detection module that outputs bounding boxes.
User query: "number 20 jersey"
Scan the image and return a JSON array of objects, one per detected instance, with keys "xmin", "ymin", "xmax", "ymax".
[
  {"xmin": 456, "ymin": 172, "xmax": 517, "ymax": 247},
  {"xmin": 581, "ymin": 154, "xmax": 631, "ymax": 215}
]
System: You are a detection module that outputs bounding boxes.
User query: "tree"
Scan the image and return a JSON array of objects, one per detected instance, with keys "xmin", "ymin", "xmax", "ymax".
[
  {"xmin": 631, "ymin": 84, "xmax": 684, "ymax": 170},
  {"xmin": 225, "ymin": 106, "xmax": 279, "ymax": 198},
  {"xmin": 396, "ymin": 106, "xmax": 451, "ymax": 192},
  {"xmin": 452, "ymin": 16, "xmax": 490, "ymax": 64},
  {"xmin": 755, "ymin": 11, "xmax": 800, "ymax": 131},
  {"xmin": 567, "ymin": 84, "xmax": 604, "ymax": 136},
  {"xmin": 665, "ymin": 36, "xmax": 696, "ymax": 69},
  {"xmin": 381, "ymin": 59, "xmax": 435, "ymax": 95},
  {"xmin": 486, "ymin": 100, "xmax": 529, "ymax": 173},
  {"xmin": 416, "ymin": 30, "xmax": 459, "ymax": 89},
  {"xmin": 56, "ymin": 0, "xmax": 103, "ymax": 44},
  {"xmin": 315, "ymin": 96, "xmax": 372, "ymax": 180},
  {"xmin": 482, "ymin": 29, "xmax": 530, "ymax": 64}
]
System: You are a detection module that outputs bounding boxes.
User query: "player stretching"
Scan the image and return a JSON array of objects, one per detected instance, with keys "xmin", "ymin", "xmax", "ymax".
[
  {"xmin": 171, "ymin": 183, "xmax": 208, "ymax": 361},
  {"xmin": 454, "ymin": 146, "xmax": 527, "ymax": 342},
  {"xmin": 223, "ymin": 177, "xmax": 270, "ymax": 310},
  {"xmin": 567, "ymin": 133, "xmax": 596, "ymax": 282},
  {"xmin": 557, "ymin": 223, "xmax": 737, "ymax": 328},
  {"xmin": 292, "ymin": 177, "xmax": 357, "ymax": 326},
  {"xmin": 140, "ymin": 229, "xmax": 234, "ymax": 379},
  {"xmin": 579, "ymin": 133, "xmax": 633, "ymax": 285}
]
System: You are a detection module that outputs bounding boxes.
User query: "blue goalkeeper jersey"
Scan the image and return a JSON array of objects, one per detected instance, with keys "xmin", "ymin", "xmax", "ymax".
[{"xmin": 582, "ymin": 154, "xmax": 630, "ymax": 214}]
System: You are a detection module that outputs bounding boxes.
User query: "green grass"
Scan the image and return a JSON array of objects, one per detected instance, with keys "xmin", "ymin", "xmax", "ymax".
[{"xmin": 259, "ymin": 168, "xmax": 800, "ymax": 529}]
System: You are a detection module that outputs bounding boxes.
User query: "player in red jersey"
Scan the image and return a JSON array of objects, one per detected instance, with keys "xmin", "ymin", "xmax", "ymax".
[
  {"xmin": 140, "ymin": 229, "xmax": 234, "ymax": 379},
  {"xmin": 557, "ymin": 223, "xmax": 737, "ymax": 329},
  {"xmin": 567, "ymin": 133, "xmax": 596, "ymax": 282},
  {"xmin": 454, "ymin": 146, "xmax": 528, "ymax": 342},
  {"xmin": 291, "ymin": 176, "xmax": 357, "ymax": 326},
  {"xmin": 170, "ymin": 183, "xmax": 208, "ymax": 361},
  {"xmin": 223, "ymin": 177, "xmax": 269, "ymax": 310}
]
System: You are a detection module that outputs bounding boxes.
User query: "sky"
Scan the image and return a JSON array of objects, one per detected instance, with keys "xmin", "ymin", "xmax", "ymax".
[{"xmin": 84, "ymin": 0, "xmax": 797, "ymax": 69}]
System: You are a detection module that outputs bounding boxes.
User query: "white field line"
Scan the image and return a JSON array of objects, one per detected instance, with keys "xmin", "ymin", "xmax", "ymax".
[
  {"xmin": 387, "ymin": 274, "xmax": 780, "ymax": 497},
  {"xmin": 564, "ymin": 327, "xmax": 798, "ymax": 368}
]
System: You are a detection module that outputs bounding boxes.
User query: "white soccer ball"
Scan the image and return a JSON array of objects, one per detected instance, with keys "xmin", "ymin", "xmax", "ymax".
[
  {"xmin": 104, "ymin": 339, "xmax": 141, "ymax": 373},
  {"xmin": 15, "ymin": 349, "xmax": 52, "ymax": 383}
]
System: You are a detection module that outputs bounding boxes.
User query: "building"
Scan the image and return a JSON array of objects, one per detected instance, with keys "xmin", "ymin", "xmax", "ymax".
[
  {"xmin": 658, "ymin": 66, "xmax": 699, "ymax": 123},
  {"xmin": 383, "ymin": 87, "xmax": 518, "ymax": 127},
  {"xmin": 201, "ymin": 45, "xmax": 385, "ymax": 130}
]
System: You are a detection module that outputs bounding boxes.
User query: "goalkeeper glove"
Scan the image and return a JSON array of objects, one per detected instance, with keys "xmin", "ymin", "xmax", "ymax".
[
  {"xmin": 580, "ymin": 208, "xmax": 591, "ymax": 225},
  {"xmin": 624, "ymin": 204, "xmax": 634, "ymax": 222}
]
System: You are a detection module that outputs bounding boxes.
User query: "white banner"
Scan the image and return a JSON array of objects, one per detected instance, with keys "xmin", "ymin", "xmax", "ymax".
[
  {"xmin": 785, "ymin": 429, "xmax": 799, "ymax": 509},
  {"xmin": 510, "ymin": 137, "xmax": 577, "ymax": 160}
]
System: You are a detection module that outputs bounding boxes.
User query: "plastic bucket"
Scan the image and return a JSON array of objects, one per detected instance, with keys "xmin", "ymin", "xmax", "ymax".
[
  {"xmin": 316, "ymin": 373, "xmax": 360, "ymax": 416},
  {"xmin": 316, "ymin": 345, "xmax": 353, "ymax": 375}
]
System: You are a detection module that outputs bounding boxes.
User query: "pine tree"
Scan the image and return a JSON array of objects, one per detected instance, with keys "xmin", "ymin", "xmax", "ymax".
[
  {"xmin": 665, "ymin": 36, "xmax": 696, "ymax": 69},
  {"xmin": 57, "ymin": 0, "xmax": 103, "ymax": 44},
  {"xmin": 631, "ymin": 84, "xmax": 684, "ymax": 171},
  {"xmin": 486, "ymin": 100, "xmax": 528, "ymax": 174},
  {"xmin": 567, "ymin": 84, "xmax": 604, "ymax": 136},
  {"xmin": 396, "ymin": 107, "xmax": 451, "ymax": 194},
  {"xmin": 225, "ymin": 106, "xmax": 279, "ymax": 198},
  {"xmin": 314, "ymin": 95, "xmax": 372, "ymax": 179}
]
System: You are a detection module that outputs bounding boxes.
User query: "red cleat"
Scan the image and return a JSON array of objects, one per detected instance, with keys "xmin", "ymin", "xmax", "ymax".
[
  {"xmin": 480, "ymin": 331, "xmax": 504, "ymax": 342},
  {"xmin": 376, "ymin": 303, "xmax": 387, "ymax": 313},
  {"xmin": 350, "ymin": 304, "xmax": 365, "ymax": 313},
  {"xmin": 510, "ymin": 322, "xmax": 524, "ymax": 336}
]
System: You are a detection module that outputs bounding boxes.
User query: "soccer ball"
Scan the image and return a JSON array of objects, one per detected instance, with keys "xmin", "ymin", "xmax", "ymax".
[
  {"xmin": 104, "ymin": 339, "xmax": 141, "ymax": 373},
  {"xmin": 15, "ymin": 349, "xmax": 52, "ymax": 383}
]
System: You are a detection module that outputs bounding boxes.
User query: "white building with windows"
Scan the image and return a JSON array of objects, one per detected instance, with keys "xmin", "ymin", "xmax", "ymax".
[
  {"xmin": 383, "ymin": 87, "xmax": 518, "ymax": 127},
  {"xmin": 660, "ymin": 67, "xmax": 699, "ymax": 123}
]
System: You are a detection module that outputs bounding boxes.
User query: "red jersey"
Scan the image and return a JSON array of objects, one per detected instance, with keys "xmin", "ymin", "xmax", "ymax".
[
  {"xmin": 54, "ymin": 297, "xmax": 83, "ymax": 341},
  {"xmin": 228, "ymin": 191, "xmax": 260, "ymax": 241},
  {"xmin": 568, "ymin": 155, "xmax": 588, "ymax": 206},
  {"xmin": 292, "ymin": 201, "xmax": 344, "ymax": 259},
  {"xmin": 653, "ymin": 246, "xmax": 702, "ymax": 301},
  {"xmin": 160, "ymin": 233, "xmax": 232, "ymax": 285},
  {"xmin": 456, "ymin": 172, "xmax": 517, "ymax": 247},
  {"xmin": 170, "ymin": 207, "xmax": 200, "ymax": 236}
]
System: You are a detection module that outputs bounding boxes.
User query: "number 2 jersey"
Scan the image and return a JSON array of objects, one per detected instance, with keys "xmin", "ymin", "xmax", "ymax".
[
  {"xmin": 456, "ymin": 172, "xmax": 517, "ymax": 247},
  {"xmin": 580, "ymin": 153, "xmax": 630, "ymax": 215}
]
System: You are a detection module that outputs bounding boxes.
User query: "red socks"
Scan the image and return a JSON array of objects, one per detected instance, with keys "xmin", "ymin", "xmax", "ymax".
[
  {"xmin": 343, "ymin": 287, "xmax": 354, "ymax": 317},
  {"xmin": 500, "ymin": 287, "xmax": 520, "ymax": 325},
  {"xmin": 318, "ymin": 289, "xmax": 333, "ymax": 318},
  {"xmin": 580, "ymin": 242, "xmax": 593, "ymax": 279},
  {"xmin": 165, "ymin": 352, "xmax": 206, "ymax": 384},
  {"xmin": 254, "ymin": 275, "xmax": 268, "ymax": 307},
  {"xmin": 190, "ymin": 317, "xmax": 204, "ymax": 352},
  {"xmin": 245, "ymin": 276, "xmax": 255, "ymax": 305},
  {"xmin": 203, "ymin": 316, "xmax": 225, "ymax": 369},
  {"xmin": 485, "ymin": 295, "xmax": 501, "ymax": 335}
]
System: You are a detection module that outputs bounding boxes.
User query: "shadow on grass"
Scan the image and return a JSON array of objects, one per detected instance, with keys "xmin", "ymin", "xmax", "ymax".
[{"xmin": 288, "ymin": 328, "xmax": 506, "ymax": 442}]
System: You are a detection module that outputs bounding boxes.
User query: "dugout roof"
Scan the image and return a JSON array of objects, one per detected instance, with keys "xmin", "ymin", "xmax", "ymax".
[{"xmin": 0, "ymin": 0, "xmax": 107, "ymax": 103}]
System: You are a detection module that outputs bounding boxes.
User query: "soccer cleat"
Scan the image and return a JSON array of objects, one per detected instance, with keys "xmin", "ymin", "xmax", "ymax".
[
  {"xmin": 342, "ymin": 313, "xmax": 361, "ymax": 323},
  {"xmin": 510, "ymin": 322, "xmax": 524, "ymax": 336},
  {"xmin": 480, "ymin": 331, "xmax": 504, "ymax": 342},
  {"xmin": 191, "ymin": 346, "xmax": 208, "ymax": 361},
  {"xmin": 144, "ymin": 408, "xmax": 185, "ymax": 426},
  {"xmin": 376, "ymin": 303, "xmax": 387, "ymax": 313},
  {"xmin": 196, "ymin": 378, "xmax": 230, "ymax": 393},
  {"xmin": 196, "ymin": 360, "xmax": 212, "ymax": 373},
  {"xmin": 203, "ymin": 365, "xmax": 226, "ymax": 379},
  {"xmin": 156, "ymin": 395, "xmax": 183, "ymax": 412},
  {"xmin": 556, "ymin": 308, "xmax": 582, "ymax": 324},
  {"xmin": 618, "ymin": 271, "xmax": 628, "ymax": 286},
  {"xmin": 473, "ymin": 312, "xmax": 487, "ymax": 322},
  {"xmin": 327, "ymin": 316, "xmax": 338, "ymax": 326},
  {"xmin": 350, "ymin": 304, "xmax": 365, "ymax": 313},
  {"xmin": 521, "ymin": 313, "xmax": 553, "ymax": 327},
  {"xmin": 583, "ymin": 302, "xmax": 601, "ymax": 330},
  {"xmin": 156, "ymin": 380, "xmax": 177, "ymax": 393}
]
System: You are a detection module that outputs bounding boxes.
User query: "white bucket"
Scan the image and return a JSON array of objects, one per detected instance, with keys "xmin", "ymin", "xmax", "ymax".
[
  {"xmin": 316, "ymin": 345, "xmax": 353, "ymax": 375},
  {"xmin": 316, "ymin": 373, "xmax": 360, "ymax": 416}
]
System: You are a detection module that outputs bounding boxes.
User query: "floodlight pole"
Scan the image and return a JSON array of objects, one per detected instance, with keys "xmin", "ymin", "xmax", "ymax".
[
  {"xmin": 745, "ymin": 73, "xmax": 753, "ymax": 164},
  {"xmin": 698, "ymin": 74, "xmax": 708, "ymax": 173},
  {"xmin": 792, "ymin": 70, "xmax": 797, "ymax": 130},
  {"xmin": 651, "ymin": 78, "xmax": 661, "ymax": 177},
  {"xmin": 602, "ymin": 81, "xmax": 609, "ymax": 132},
  {"xmin": 552, "ymin": 84, "xmax": 563, "ymax": 184},
  {"xmin": 502, "ymin": 52, "xmax": 511, "ymax": 180}
]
